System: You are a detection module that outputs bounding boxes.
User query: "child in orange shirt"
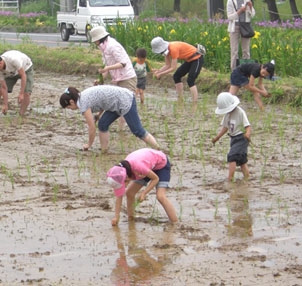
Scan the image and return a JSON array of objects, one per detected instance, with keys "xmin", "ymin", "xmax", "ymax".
[{"xmin": 132, "ymin": 48, "xmax": 152, "ymax": 104}]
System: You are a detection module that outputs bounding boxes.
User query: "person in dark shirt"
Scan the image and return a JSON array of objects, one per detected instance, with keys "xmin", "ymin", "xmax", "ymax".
[{"xmin": 229, "ymin": 61, "xmax": 275, "ymax": 111}]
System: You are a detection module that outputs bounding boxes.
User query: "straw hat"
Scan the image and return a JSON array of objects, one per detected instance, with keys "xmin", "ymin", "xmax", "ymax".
[
  {"xmin": 151, "ymin": 37, "xmax": 169, "ymax": 54},
  {"xmin": 90, "ymin": 26, "xmax": 109, "ymax": 43}
]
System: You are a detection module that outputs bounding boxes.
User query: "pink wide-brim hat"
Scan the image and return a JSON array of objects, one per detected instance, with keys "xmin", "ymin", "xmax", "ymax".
[{"xmin": 106, "ymin": 166, "xmax": 127, "ymax": 197}]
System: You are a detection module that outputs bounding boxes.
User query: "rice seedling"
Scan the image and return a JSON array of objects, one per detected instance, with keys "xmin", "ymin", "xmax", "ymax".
[
  {"xmin": 64, "ymin": 167, "xmax": 69, "ymax": 186},
  {"xmin": 260, "ymin": 153, "xmax": 268, "ymax": 183},
  {"xmin": 7, "ymin": 169, "xmax": 15, "ymax": 190},
  {"xmin": 52, "ymin": 182, "xmax": 59, "ymax": 204},
  {"xmin": 226, "ymin": 202, "xmax": 231, "ymax": 226},
  {"xmin": 278, "ymin": 165, "xmax": 285, "ymax": 184},
  {"xmin": 214, "ymin": 196, "xmax": 219, "ymax": 219},
  {"xmin": 178, "ymin": 202, "xmax": 183, "ymax": 222}
]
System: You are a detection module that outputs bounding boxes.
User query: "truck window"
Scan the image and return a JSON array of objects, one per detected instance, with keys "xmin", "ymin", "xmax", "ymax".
[
  {"xmin": 79, "ymin": 0, "xmax": 87, "ymax": 7},
  {"xmin": 89, "ymin": 0, "xmax": 130, "ymax": 7}
]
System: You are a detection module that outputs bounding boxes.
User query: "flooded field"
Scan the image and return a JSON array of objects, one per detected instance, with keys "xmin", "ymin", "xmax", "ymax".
[{"xmin": 1, "ymin": 71, "xmax": 302, "ymax": 285}]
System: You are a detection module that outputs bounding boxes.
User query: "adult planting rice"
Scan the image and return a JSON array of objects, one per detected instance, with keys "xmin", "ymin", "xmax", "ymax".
[
  {"xmin": 150, "ymin": 37, "xmax": 204, "ymax": 104},
  {"xmin": 0, "ymin": 50, "xmax": 34, "ymax": 116},
  {"xmin": 59, "ymin": 85, "xmax": 159, "ymax": 152}
]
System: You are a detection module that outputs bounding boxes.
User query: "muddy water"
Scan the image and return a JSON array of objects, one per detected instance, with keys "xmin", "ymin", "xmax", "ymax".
[{"xmin": 0, "ymin": 71, "xmax": 302, "ymax": 285}]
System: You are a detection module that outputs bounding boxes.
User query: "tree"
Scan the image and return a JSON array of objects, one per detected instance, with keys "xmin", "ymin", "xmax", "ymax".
[
  {"xmin": 131, "ymin": 0, "xmax": 145, "ymax": 15},
  {"xmin": 265, "ymin": 0, "xmax": 280, "ymax": 22},
  {"xmin": 174, "ymin": 0, "xmax": 180, "ymax": 12},
  {"xmin": 289, "ymin": 0, "xmax": 301, "ymax": 19}
]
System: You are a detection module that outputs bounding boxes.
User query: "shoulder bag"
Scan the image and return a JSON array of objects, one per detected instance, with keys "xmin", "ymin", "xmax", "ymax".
[{"xmin": 232, "ymin": 0, "xmax": 255, "ymax": 38}]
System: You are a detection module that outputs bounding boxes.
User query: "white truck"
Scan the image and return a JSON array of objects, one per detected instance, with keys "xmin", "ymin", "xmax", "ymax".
[{"xmin": 57, "ymin": 0, "xmax": 135, "ymax": 41}]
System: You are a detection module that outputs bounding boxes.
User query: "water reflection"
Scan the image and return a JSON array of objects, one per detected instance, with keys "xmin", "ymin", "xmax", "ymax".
[
  {"xmin": 227, "ymin": 181, "xmax": 253, "ymax": 237},
  {"xmin": 110, "ymin": 222, "xmax": 164, "ymax": 285}
]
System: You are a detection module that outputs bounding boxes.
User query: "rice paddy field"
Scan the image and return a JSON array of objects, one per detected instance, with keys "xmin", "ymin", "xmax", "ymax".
[{"xmin": 0, "ymin": 70, "xmax": 302, "ymax": 285}]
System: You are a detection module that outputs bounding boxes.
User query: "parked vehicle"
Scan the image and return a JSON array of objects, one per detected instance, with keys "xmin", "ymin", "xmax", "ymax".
[{"xmin": 57, "ymin": 0, "xmax": 135, "ymax": 41}]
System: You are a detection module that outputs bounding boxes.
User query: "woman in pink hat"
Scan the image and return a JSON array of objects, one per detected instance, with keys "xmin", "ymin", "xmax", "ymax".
[{"xmin": 107, "ymin": 148, "xmax": 178, "ymax": 226}]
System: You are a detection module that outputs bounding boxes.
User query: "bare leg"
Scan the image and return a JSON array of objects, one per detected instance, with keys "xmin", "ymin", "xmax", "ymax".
[
  {"xmin": 228, "ymin": 161, "xmax": 237, "ymax": 182},
  {"xmin": 175, "ymin": 82, "xmax": 183, "ymax": 99},
  {"xmin": 156, "ymin": 188, "xmax": 178, "ymax": 223},
  {"xmin": 19, "ymin": 92, "xmax": 30, "ymax": 116},
  {"xmin": 143, "ymin": 133, "xmax": 160, "ymax": 150},
  {"xmin": 99, "ymin": 131, "xmax": 109, "ymax": 152},
  {"xmin": 135, "ymin": 88, "xmax": 139, "ymax": 99},
  {"xmin": 252, "ymin": 92, "xmax": 264, "ymax": 111},
  {"xmin": 189, "ymin": 85, "xmax": 198, "ymax": 102},
  {"xmin": 119, "ymin": 116, "xmax": 126, "ymax": 130},
  {"xmin": 229, "ymin": 85, "xmax": 240, "ymax": 95},
  {"xmin": 126, "ymin": 182, "xmax": 144, "ymax": 220},
  {"xmin": 139, "ymin": 89, "xmax": 144, "ymax": 104},
  {"xmin": 240, "ymin": 163, "xmax": 249, "ymax": 180}
]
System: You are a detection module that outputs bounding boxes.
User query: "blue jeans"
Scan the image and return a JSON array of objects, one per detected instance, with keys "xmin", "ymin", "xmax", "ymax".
[{"xmin": 98, "ymin": 97, "xmax": 147, "ymax": 139}]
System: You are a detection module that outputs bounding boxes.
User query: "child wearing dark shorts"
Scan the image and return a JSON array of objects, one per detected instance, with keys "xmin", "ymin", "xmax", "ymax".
[
  {"xmin": 132, "ymin": 48, "xmax": 152, "ymax": 104},
  {"xmin": 212, "ymin": 92, "xmax": 251, "ymax": 182},
  {"xmin": 107, "ymin": 148, "xmax": 178, "ymax": 225}
]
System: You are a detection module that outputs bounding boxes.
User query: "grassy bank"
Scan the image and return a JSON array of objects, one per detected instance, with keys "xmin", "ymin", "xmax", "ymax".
[{"xmin": 0, "ymin": 41, "xmax": 302, "ymax": 107}]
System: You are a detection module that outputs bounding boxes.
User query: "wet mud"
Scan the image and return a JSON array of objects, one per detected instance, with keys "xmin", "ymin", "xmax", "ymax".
[{"xmin": 0, "ymin": 71, "xmax": 302, "ymax": 285}]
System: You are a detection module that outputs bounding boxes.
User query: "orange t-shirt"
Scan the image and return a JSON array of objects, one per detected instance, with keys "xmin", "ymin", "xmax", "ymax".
[{"xmin": 168, "ymin": 42, "xmax": 200, "ymax": 62}]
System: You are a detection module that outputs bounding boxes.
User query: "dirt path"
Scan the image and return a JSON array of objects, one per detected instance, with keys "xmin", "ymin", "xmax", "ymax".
[{"xmin": 0, "ymin": 71, "xmax": 302, "ymax": 285}]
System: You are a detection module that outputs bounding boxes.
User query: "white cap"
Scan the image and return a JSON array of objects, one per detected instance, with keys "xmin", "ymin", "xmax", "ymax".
[
  {"xmin": 151, "ymin": 37, "xmax": 169, "ymax": 54},
  {"xmin": 215, "ymin": 92, "xmax": 240, "ymax": 115},
  {"xmin": 90, "ymin": 26, "xmax": 109, "ymax": 43}
]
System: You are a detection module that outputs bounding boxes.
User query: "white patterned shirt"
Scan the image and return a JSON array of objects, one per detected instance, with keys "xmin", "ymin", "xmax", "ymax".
[
  {"xmin": 221, "ymin": 106, "xmax": 250, "ymax": 136},
  {"xmin": 77, "ymin": 85, "xmax": 133, "ymax": 116}
]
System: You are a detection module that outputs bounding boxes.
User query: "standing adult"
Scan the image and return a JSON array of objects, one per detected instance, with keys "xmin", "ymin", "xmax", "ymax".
[
  {"xmin": 0, "ymin": 50, "xmax": 34, "ymax": 116},
  {"xmin": 59, "ymin": 85, "xmax": 159, "ymax": 152},
  {"xmin": 150, "ymin": 37, "xmax": 204, "ymax": 103},
  {"xmin": 227, "ymin": 0, "xmax": 255, "ymax": 71}
]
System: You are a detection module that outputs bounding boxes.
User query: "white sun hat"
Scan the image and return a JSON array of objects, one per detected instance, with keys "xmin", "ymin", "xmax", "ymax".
[
  {"xmin": 90, "ymin": 26, "xmax": 109, "ymax": 43},
  {"xmin": 215, "ymin": 92, "xmax": 240, "ymax": 115},
  {"xmin": 151, "ymin": 37, "xmax": 169, "ymax": 54}
]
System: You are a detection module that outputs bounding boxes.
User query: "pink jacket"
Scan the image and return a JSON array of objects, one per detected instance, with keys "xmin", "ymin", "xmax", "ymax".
[{"xmin": 99, "ymin": 37, "xmax": 136, "ymax": 82}]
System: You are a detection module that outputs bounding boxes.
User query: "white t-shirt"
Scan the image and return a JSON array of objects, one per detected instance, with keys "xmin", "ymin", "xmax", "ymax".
[
  {"xmin": 0, "ymin": 50, "xmax": 32, "ymax": 80},
  {"xmin": 221, "ymin": 106, "xmax": 250, "ymax": 136}
]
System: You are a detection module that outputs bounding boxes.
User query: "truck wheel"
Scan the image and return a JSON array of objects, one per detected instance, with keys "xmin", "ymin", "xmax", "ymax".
[{"xmin": 60, "ymin": 24, "xmax": 70, "ymax": 41}]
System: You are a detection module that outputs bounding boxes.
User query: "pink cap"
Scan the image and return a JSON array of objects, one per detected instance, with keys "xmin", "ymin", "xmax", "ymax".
[{"xmin": 106, "ymin": 166, "xmax": 127, "ymax": 197}]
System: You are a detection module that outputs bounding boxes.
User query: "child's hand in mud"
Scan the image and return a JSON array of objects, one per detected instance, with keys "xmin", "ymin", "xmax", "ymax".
[
  {"xmin": 80, "ymin": 144, "xmax": 89, "ymax": 151},
  {"xmin": 139, "ymin": 192, "xmax": 146, "ymax": 202},
  {"xmin": 211, "ymin": 137, "xmax": 217, "ymax": 145},
  {"xmin": 94, "ymin": 114, "xmax": 100, "ymax": 123},
  {"xmin": 2, "ymin": 105, "xmax": 8, "ymax": 115},
  {"xmin": 111, "ymin": 217, "xmax": 119, "ymax": 226}
]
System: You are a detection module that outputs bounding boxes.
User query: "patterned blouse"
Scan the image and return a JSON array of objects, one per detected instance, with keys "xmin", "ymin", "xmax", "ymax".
[{"xmin": 77, "ymin": 85, "xmax": 133, "ymax": 116}]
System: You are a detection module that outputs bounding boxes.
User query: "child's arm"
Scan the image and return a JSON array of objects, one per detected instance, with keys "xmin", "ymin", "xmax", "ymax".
[
  {"xmin": 138, "ymin": 170, "xmax": 159, "ymax": 202},
  {"xmin": 112, "ymin": 196, "xmax": 123, "ymax": 226},
  {"xmin": 244, "ymin": 125, "xmax": 251, "ymax": 141},
  {"xmin": 247, "ymin": 76, "xmax": 268, "ymax": 97},
  {"xmin": 257, "ymin": 78, "xmax": 270, "ymax": 97},
  {"xmin": 212, "ymin": 127, "xmax": 228, "ymax": 144}
]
